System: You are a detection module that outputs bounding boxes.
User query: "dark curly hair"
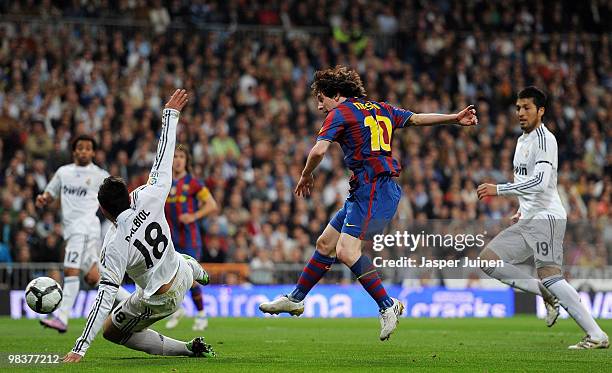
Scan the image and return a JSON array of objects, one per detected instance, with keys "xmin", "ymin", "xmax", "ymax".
[{"xmin": 311, "ymin": 66, "xmax": 367, "ymax": 98}]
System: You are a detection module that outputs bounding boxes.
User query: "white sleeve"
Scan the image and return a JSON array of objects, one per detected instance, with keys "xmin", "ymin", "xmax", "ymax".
[
  {"xmin": 71, "ymin": 239, "xmax": 127, "ymax": 356},
  {"xmin": 136, "ymin": 108, "xmax": 179, "ymax": 205},
  {"xmin": 45, "ymin": 168, "xmax": 62, "ymax": 198},
  {"xmin": 497, "ymin": 134, "xmax": 555, "ymax": 196}
]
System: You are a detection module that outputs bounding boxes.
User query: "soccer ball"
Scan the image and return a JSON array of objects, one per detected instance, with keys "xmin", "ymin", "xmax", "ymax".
[{"xmin": 25, "ymin": 277, "xmax": 63, "ymax": 314}]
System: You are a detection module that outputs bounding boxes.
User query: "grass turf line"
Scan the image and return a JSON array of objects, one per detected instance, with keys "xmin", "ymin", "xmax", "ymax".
[{"xmin": 0, "ymin": 316, "xmax": 610, "ymax": 372}]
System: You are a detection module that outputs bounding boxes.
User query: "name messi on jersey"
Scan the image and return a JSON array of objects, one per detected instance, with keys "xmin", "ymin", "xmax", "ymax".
[
  {"xmin": 63, "ymin": 185, "xmax": 87, "ymax": 196},
  {"xmin": 514, "ymin": 163, "xmax": 528, "ymax": 176},
  {"xmin": 353, "ymin": 101, "xmax": 380, "ymax": 110},
  {"xmin": 124, "ymin": 209, "xmax": 151, "ymax": 242}
]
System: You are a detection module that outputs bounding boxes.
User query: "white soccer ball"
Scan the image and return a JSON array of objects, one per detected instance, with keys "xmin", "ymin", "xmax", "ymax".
[{"xmin": 25, "ymin": 277, "xmax": 63, "ymax": 314}]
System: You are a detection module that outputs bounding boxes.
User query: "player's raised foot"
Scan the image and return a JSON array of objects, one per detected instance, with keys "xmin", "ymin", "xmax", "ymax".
[
  {"xmin": 568, "ymin": 335, "xmax": 609, "ymax": 350},
  {"xmin": 258, "ymin": 295, "xmax": 304, "ymax": 316},
  {"xmin": 379, "ymin": 297, "xmax": 404, "ymax": 341},
  {"xmin": 165, "ymin": 307, "xmax": 185, "ymax": 329},
  {"xmin": 187, "ymin": 337, "xmax": 216, "ymax": 357},
  {"xmin": 40, "ymin": 316, "xmax": 67, "ymax": 333},
  {"xmin": 192, "ymin": 312, "xmax": 208, "ymax": 331},
  {"xmin": 182, "ymin": 254, "xmax": 209, "ymax": 286},
  {"xmin": 538, "ymin": 282, "xmax": 560, "ymax": 327}
]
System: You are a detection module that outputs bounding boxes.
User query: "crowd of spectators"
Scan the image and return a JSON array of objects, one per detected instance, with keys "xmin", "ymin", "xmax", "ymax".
[{"xmin": 0, "ymin": 1, "xmax": 610, "ymax": 283}]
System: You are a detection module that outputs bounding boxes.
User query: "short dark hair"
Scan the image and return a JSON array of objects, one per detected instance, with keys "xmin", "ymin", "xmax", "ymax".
[
  {"xmin": 311, "ymin": 65, "xmax": 367, "ymax": 98},
  {"xmin": 98, "ymin": 176, "xmax": 130, "ymax": 219},
  {"xmin": 517, "ymin": 86, "xmax": 547, "ymax": 110},
  {"xmin": 71, "ymin": 134, "xmax": 97, "ymax": 152}
]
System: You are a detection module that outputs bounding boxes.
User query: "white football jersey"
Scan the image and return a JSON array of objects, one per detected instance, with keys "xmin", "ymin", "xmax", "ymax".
[
  {"xmin": 497, "ymin": 124, "xmax": 566, "ymax": 219},
  {"xmin": 72, "ymin": 108, "xmax": 182, "ymax": 356},
  {"xmin": 45, "ymin": 163, "xmax": 109, "ymax": 239}
]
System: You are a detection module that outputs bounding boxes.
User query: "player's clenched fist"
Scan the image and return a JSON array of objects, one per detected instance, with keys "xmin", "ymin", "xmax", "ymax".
[
  {"xmin": 164, "ymin": 89, "xmax": 189, "ymax": 112},
  {"xmin": 476, "ymin": 183, "xmax": 497, "ymax": 200}
]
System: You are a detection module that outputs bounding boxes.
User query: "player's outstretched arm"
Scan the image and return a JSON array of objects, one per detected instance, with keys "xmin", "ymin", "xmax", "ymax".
[
  {"xmin": 64, "ymin": 240, "xmax": 127, "ymax": 362},
  {"xmin": 409, "ymin": 105, "xmax": 478, "ymax": 127},
  {"xmin": 147, "ymin": 89, "xmax": 188, "ymax": 199},
  {"xmin": 295, "ymin": 140, "xmax": 331, "ymax": 198}
]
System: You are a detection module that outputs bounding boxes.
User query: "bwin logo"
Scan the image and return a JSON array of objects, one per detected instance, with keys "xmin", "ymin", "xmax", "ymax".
[
  {"xmin": 63, "ymin": 185, "xmax": 87, "ymax": 197},
  {"xmin": 514, "ymin": 164, "xmax": 527, "ymax": 176}
]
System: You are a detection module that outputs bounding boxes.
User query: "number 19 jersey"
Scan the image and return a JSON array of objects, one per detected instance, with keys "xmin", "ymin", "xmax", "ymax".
[{"xmin": 317, "ymin": 97, "xmax": 413, "ymax": 180}]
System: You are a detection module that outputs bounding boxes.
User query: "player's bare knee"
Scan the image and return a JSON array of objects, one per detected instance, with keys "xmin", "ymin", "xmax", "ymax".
[
  {"xmin": 84, "ymin": 272, "xmax": 99, "ymax": 286},
  {"xmin": 537, "ymin": 266, "xmax": 562, "ymax": 279},
  {"xmin": 102, "ymin": 319, "xmax": 122, "ymax": 343},
  {"xmin": 316, "ymin": 236, "xmax": 335, "ymax": 256},
  {"xmin": 64, "ymin": 267, "xmax": 80, "ymax": 277}
]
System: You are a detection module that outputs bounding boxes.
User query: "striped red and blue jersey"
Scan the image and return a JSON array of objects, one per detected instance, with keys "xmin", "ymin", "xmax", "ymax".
[
  {"xmin": 317, "ymin": 97, "xmax": 413, "ymax": 179},
  {"xmin": 164, "ymin": 174, "xmax": 211, "ymax": 250}
]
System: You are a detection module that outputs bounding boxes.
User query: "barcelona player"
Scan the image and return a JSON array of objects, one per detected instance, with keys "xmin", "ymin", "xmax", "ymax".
[
  {"xmin": 164, "ymin": 144, "xmax": 218, "ymax": 331},
  {"xmin": 260, "ymin": 66, "xmax": 478, "ymax": 341}
]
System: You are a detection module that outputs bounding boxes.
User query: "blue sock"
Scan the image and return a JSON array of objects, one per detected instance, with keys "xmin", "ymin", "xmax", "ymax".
[{"xmin": 350, "ymin": 255, "xmax": 393, "ymax": 310}]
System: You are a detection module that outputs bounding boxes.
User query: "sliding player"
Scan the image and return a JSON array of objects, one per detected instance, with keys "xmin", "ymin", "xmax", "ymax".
[
  {"xmin": 63, "ymin": 89, "xmax": 215, "ymax": 362},
  {"xmin": 260, "ymin": 66, "xmax": 478, "ymax": 341},
  {"xmin": 477, "ymin": 86, "xmax": 608, "ymax": 349}
]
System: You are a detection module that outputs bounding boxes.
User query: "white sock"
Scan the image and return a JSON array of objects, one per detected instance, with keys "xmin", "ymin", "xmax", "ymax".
[
  {"xmin": 184, "ymin": 257, "xmax": 204, "ymax": 281},
  {"xmin": 56, "ymin": 276, "xmax": 80, "ymax": 324},
  {"xmin": 122, "ymin": 329, "xmax": 192, "ymax": 356},
  {"xmin": 115, "ymin": 286, "xmax": 131, "ymax": 303},
  {"xmin": 543, "ymin": 276, "xmax": 607, "ymax": 340},
  {"xmin": 482, "ymin": 262, "xmax": 542, "ymax": 295}
]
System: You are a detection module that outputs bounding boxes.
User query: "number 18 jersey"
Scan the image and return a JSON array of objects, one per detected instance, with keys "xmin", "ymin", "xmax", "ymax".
[
  {"xmin": 99, "ymin": 110, "xmax": 181, "ymax": 299},
  {"xmin": 317, "ymin": 97, "xmax": 413, "ymax": 180}
]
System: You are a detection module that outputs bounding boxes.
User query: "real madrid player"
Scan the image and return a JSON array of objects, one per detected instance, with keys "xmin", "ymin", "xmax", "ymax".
[
  {"xmin": 477, "ymin": 86, "xmax": 608, "ymax": 349},
  {"xmin": 63, "ymin": 89, "xmax": 215, "ymax": 362},
  {"xmin": 36, "ymin": 135, "xmax": 131, "ymax": 333}
]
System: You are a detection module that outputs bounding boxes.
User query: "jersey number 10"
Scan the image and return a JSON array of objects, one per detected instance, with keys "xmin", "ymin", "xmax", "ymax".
[
  {"xmin": 364, "ymin": 115, "xmax": 393, "ymax": 151},
  {"xmin": 134, "ymin": 222, "xmax": 169, "ymax": 269}
]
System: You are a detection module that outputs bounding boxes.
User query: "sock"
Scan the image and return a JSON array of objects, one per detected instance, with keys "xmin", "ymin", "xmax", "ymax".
[
  {"xmin": 191, "ymin": 286, "xmax": 204, "ymax": 312},
  {"xmin": 56, "ymin": 276, "xmax": 80, "ymax": 324},
  {"xmin": 482, "ymin": 262, "xmax": 542, "ymax": 295},
  {"xmin": 184, "ymin": 256, "xmax": 204, "ymax": 281},
  {"xmin": 115, "ymin": 286, "xmax": 131, "ymax": 303},
  {"xmin": 543, "ymin": 276, "xmax": 607, "ymax": 340},
  {"xmin": 289, "ymin": 250, "xmax": 335, "ymax": 301},
  {"xmin": 122, "ymin": 328, "xmax": 192, "ymax": 356},
  {"xmin": 350, "ymin": 255, "xmax": 393, "ymax": 310}
]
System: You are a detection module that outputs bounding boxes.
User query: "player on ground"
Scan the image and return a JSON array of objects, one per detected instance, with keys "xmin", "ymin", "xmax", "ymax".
[
  {"xmin": 165, "ymin": 144, "xmax": 218, "ymax": 331},
  {"xmin": 63, "ymin": 89, "xmax": 215, "ymax": 362},
  {"xmin": 36, "ymin": 135, "xmax": 130, "ymax": 333},
  {"xmin": 259, "ymin": 66, "xmax": 478, "ymax": 340},
  {"xmin": 477, "ymin": 86, "xmax": 609, "ymax": 349}
]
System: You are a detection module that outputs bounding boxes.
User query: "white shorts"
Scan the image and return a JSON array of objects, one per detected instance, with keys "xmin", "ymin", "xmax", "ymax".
[
  {"xmin": 111, "ymin": 258, "xmax": 193, "ymax": 339},
  {"xmin": 487, "ymin": 214, "xmax": 566, "ymax": 268},
  {"xmin": 64, "ymin": 234, "xmax": 99, "ymax": 272}
]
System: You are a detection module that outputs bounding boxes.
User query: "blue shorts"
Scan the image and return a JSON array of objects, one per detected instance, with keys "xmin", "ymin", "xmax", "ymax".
[
  {"xmin": 174, "ymin": 246, "xmax": 201, "ymax": 261},
  {"xmin": 330, "ymin": 174, "xmax": 401, "ymax": 240}
]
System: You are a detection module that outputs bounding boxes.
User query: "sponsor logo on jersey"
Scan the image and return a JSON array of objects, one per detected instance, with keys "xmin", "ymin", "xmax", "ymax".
[
  {"xmin": 62, "ymin": 185, "xmax": 88, "ymax": 197},
  {"xmin": 514, "ymin": 163, "xmax": 528, "ymax": 176}
]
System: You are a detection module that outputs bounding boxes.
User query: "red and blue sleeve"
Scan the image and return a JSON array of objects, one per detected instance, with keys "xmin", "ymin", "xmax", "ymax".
[
  {"xmin": 316, "ymin": 109, "xmax": 345, "ymax": 142},
  {"xmin": 381, "ymin": 102, "xmax": 414, "ymax": 129}
]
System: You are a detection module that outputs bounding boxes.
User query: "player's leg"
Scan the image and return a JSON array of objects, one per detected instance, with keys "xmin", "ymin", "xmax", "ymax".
[
  {"xmin": 532, "ymin": 217, "xmax": 608, "ymax": 349},
  {"xmin": 480, "ymin": 225, "xmax": 560, "ymax": 326},
  {"xmin": 336, "ymin": 177, "xmax": 403, "ymax": 340},
  {"xmin": 166, "ymin": 252, "xmax": 209, "ymax": 329},
  {"xmin": 41, "ymin": 234, "xmax": 86, "ymax": 331},
  {"xmin": 259, "ymin": 220, "xmax": 340, "ymax": 315},
  {"xmin": 108, "ymin": 265, "xmax": 215, "ymax": 357}
]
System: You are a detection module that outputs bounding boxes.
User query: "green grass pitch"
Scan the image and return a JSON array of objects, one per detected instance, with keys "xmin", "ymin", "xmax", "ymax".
[{"xmin": 0, "ymin": 316, "xmax": 610, "ymax": 372}]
